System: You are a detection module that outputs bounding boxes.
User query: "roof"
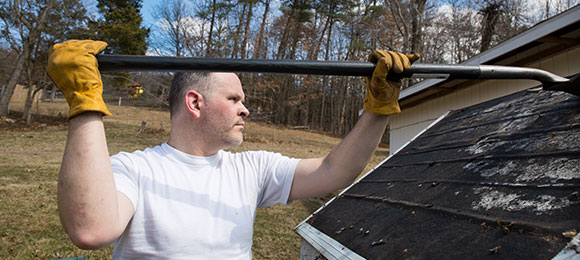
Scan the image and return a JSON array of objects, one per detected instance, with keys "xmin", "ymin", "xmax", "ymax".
[
  {"xmin": 296, "ymin": 88, "xmax": 580, "ymax": 259},
  {"xmin": 400, "ymin": 5, "xmax": 580, "ymax": 108}
]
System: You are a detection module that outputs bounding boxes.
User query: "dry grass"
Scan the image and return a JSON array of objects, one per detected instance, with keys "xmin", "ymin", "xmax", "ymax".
[{"xmin": 1, "ymin": 86, "xmax": 388, "ymax": 259}]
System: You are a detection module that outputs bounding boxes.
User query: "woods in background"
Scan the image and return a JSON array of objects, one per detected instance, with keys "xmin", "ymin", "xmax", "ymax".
[{"xmin": 1, "ymin": 0, "xmax": 577, "ymax": 137}]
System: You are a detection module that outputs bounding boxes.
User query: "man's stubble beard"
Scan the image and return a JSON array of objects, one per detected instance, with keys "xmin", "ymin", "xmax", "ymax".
[{"xmin": 199, "ymin": 116, "xmax": 244, "ymax": 150}]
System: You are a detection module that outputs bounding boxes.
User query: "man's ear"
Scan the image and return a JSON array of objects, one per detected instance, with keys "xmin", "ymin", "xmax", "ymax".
[{"xmin": 184, "ymin": 90, "xmax": 204, "ymax": 118}]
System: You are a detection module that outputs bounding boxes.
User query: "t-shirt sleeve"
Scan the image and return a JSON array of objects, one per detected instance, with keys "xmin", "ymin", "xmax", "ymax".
[
  {"xmin": 255, "ymin": 151, "xmax": 299, "ymax": 208},
  {"xmin": 110, "ymin": 152, "xmax": 139, "ymax": 212}
]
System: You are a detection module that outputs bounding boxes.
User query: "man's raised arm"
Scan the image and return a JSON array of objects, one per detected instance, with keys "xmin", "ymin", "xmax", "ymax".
[
  {"xmin": 289, "ymin": 51, "xmax": 420, "ymax": 201},
  {"xmin": 48, "ymin": 40, "xmax": 133, "ymax": 249}
]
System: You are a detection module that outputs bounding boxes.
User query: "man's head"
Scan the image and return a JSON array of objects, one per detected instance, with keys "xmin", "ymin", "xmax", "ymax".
[
  {"xmin": 168, "ymin": 72, "xmax": 250, "ymax": 155},
  {"xmin": 169, "ymin": 72, "xmax": 213, "ymax": 118}
]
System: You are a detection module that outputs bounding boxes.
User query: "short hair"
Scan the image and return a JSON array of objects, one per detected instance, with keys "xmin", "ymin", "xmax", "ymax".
[{"xmin": 169, "ymin": 72, "xmax": 213, "ymax": 117}]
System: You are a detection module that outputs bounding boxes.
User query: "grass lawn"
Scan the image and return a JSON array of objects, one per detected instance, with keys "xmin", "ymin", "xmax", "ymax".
[{"xmin": 0, "ymin": 87, "xmax": 388, "ymax": 259}]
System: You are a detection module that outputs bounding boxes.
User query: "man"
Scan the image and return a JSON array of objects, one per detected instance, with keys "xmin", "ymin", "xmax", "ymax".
[{"xmin": 47, "ymin": 40, "xmax": 419, "ymax": 259}]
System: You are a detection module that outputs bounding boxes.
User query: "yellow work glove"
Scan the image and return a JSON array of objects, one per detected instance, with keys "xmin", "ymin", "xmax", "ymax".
[
  {"xmin": 364, "ymin": 50, "xmax": 420, "ymax": 115},
  {"xmin": 46, "ymin": 40, "xmax": 112, "ymax": 119}
]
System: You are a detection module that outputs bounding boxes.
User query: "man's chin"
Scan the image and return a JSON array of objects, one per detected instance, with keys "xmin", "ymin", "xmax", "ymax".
[{"xmin": 224, "ymin": 135, "xmax": 244, "ymax": 148}]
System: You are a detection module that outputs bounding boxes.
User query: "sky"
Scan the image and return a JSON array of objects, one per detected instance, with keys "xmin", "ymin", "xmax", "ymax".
[
  {"xmin": 137, "ymin": 0, "xmax": 577, "ymax": 29},
  {"xmin": 140, "ymin": 0, "xmax": 157, "ymax": 28},
  {"xmin": 85, "ymin": 0, "xmax": 157, "ymax": 28},
  {"xmin": 88, "ymin": 0, "xmax": 578, "ymax": 26}
]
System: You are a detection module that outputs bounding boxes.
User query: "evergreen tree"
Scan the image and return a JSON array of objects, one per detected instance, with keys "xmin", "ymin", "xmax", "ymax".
[
  {"xmin": 89, "ymin": 0, "xmax": 150, "ymax": 89},
  {"xmin": 89, "ymin": 0, "xmax": 150, "ymax": 55}
]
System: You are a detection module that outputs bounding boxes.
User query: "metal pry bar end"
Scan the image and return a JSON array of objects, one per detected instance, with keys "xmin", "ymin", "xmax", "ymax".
[
  {"xmin": 543, "ymin": 74, "xmax": 580, "ymax": 97},
  {"xmin": 478, "ymin": 65, "xmax": 569, "ymax": 83},
  {"xmin": 479, "ymin": 66, "xmax": 579, "ymax": 97}
]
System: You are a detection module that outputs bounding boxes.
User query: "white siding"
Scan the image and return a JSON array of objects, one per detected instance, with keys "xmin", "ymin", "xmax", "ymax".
[{"xmin": 389, "ymin": 45, "xmax": 580, "ymax": 154}]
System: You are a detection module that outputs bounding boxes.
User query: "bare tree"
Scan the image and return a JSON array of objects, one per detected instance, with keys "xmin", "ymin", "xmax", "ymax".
[
  {"xmin": 152, "ymin": 0, "xmax": 191, "ymax": 56},
  {"xmin": 0, "ymin": 0, "xmax": 56, "ymax": 116},
  {"xmin": 384, "ymin": 0, "xmax": 427, "ymax": 53},
  {"xmin": 253, "ymin": 0, "xmax": 271, "ymax": 59},
  {"xmin": 478, "ymin": 0, "xmax": 502, "ymax": 52}
]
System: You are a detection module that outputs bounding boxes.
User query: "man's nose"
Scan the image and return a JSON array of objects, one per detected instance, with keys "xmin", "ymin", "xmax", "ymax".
[{"xmin": 239, "ymin": 103, "xmax": 250, "ymax": 117}]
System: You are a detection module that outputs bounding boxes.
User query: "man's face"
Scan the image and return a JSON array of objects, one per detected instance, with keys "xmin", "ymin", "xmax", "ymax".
[{"xmin": 200, "ymin": 73, "xmax": 250, "ymax": 148}]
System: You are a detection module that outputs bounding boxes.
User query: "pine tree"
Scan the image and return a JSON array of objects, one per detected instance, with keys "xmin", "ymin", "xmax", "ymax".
[
  {"xmin": 89, "ymin": 0, "xmax": 150, "ymax": 55},
  {"xmin": 88, "ymin": 0, "xmax": 150, "ymax": 88}
]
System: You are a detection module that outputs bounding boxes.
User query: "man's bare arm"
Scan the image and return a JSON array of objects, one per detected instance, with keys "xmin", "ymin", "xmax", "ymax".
[
  {"xmin": 289, "ymin": 112, "xmax": 388, "ymax": 201},
  {"xmin": 58, "ymin": 112, "xmax": 134, "ymax": 249},
  {"xmin": 289, "ymin": 51, "xmax": 419, "ymax": 201}
]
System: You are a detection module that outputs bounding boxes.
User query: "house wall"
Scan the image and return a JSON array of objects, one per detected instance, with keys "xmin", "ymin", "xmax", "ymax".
[{"xmin": 389, "ymin": 45, "xmax": 580, "ymax": 154}]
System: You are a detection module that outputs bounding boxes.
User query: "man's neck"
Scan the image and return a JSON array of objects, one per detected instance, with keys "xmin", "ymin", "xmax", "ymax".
[{"xmin": 167, "ymin": 119, "xmax": 224, "ymax": 157}]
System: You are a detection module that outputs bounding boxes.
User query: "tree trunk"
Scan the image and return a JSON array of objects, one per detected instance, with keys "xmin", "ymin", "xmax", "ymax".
[
  {"xmin": 0, "ymin": 53, "xmax": 26, "ymax": 116},
  {"xmin": 339, "ymin": 80, "xmax": 348, "ymax": 135},
  {"xmin": 241, "ymin": 2, "xmax": 254, "ymax": 59},
  {"xmin": 50, "ymin": 87, "xmax": 56, "ymax": 103},
  {"xmin": 253, "ymin": 0, "xmax": 270, "ymax": 59},
  {"xmin": 310, "ymin": 15, "xmax": 331, "ymax": 60},
  {"xmin": 23, "ymin": 86, "xmax": 43, "ymax": 125},
  {"xmin": 206, "ymin": 0, "xmax": 217, "ymax": 56},
  {"xmin": 276, "ymin": 2, "xmax": 296, "ymax": 59},
  {"xmin": 386, "ymin": 0, "xmax": 410, "ymax": 51},
  {"xmin": 480, "ymin": 2, "xmax": 501, "ymax": 52},
  {"xmin": 0, "ymin": 0, "xmax": 55, "ymax": 116},
  {"xmin": 319, "ymin": 77, "xmax": 326, "ymax": 131},
  {"xmin": 318, "ymin": 13, "xmax": 335, "ymax": 132},
  {"xmin": 288, "ymin": 23, "xmax": 300, "ymax": 60},
  {"xmin": 410, "ymin": 0, "xmax": 426, "ymax": 54},
  {"xmin": 23, "ymin": 67, "xmax": 34, "ymax": 120},
  {"xmin": 232, "ymin": 2, "xmax": 248, "ymax": 58}
]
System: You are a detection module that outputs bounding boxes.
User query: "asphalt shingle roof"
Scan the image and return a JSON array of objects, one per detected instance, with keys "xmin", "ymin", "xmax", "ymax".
[{"xmin": 306, "ymin": 89, "xmax": 580, "ymax": 259}]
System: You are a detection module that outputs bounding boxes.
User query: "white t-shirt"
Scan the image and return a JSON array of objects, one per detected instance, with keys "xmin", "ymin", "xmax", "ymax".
[{"xmin": 110, "ymin": 143, "xmax": 299, "ymax": 259}]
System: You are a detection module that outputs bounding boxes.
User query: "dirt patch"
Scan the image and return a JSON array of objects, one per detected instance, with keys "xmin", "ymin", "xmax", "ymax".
[{"xmin": 0, "ymin": 113, "xmax": 67, "ymax": 132}]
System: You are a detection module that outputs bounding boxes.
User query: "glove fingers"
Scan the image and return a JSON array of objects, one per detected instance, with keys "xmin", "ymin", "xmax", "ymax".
[
  {"xmin": 83, "ymin": 41, "xmax": 108, "ymax": 56},
  {"xmin": 370, "ymin": 57, "xmax": 395, "ymax": 100},
  {"xmin": 54, "ymin": 40, "xmax": 108, "ymax": 56},
  {"xmin": 407, "ymin": 53, "xmax": 421, "ymax": 63},
  {"xmin": 364, "ymin": 49, "xmax": 419, "ymax": 115},
  {"xmin": 373, "ymin": 57, "xmax": 390, "ymax": 87},
  {"xmin": 368, "ymin": 50, "xmax": 381, "ymax": 63},
  {"xmin": 388, "ymin": 51, "xmax": 407, "ymax": 74}
]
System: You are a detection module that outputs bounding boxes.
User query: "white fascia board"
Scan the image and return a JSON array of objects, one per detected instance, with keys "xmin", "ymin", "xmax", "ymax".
[
  {"xmin": 295, "ymin": 112, "xmax": 451, "ymax": 258},
  {"xmin": 552, "ymin": 233, "xmax": 580, "ymax": 260},
  {"xmin": 400, "ymin": 5, "xmax": 580, "ymax": 101},
  {"xmin": 400, "ymin": 78, "xmax": 447, "ymax": 100},
  {"xmin": 295, "ymin": 223, "xmax": 366, "ymax": 260}
]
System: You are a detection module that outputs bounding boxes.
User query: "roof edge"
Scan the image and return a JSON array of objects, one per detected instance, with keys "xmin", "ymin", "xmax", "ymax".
[
  {"xmin": 295, "ymin": 112, "xmax": 451, "ymax": 257},
  {"xmin": 295, "ymin": 223, "xmax": 365, "ymax": 260},
  {"xmin": 551, "ymin": 233, "xmax": 580, "ymax": 260}
]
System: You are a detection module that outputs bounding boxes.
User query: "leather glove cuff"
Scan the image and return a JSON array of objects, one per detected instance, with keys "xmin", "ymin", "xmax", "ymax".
[{"xmin": 67, "ymin": 91, "xmax": 112, "ymax": 119}]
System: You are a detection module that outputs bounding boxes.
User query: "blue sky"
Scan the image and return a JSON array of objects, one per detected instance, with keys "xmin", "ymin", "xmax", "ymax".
[
  {"xmin": 85, "ymin": 0, "xmax": 157, "ymax": 28},
  {"xmin": 140, "ymin": 0, "xmax": 156, "ymax": 28}
]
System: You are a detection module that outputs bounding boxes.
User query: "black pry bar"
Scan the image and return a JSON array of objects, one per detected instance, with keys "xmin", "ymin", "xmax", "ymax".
[{"xmin": 97, "ymin": 54, "xmax": 573, "ymax": 89}]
